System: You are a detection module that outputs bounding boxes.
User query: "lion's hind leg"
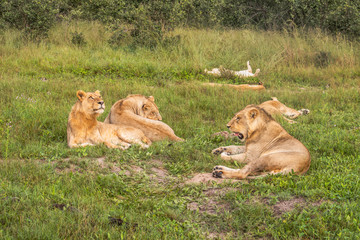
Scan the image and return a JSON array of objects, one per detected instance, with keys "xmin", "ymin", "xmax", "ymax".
[
  {"xmin": 299, "ymin": 109, "xmax": 310, "ymax": 115},
  {"xmin": 104, "ymin": 141, "xmax": 131, "ymax": 150},
  {"xmin": 132, "ymin": 136, "xmax": 152, "ymax": 149},
  {"xmin": 282, "ymin": 116, "xmax": 297, "ymax": 124},
  {"xmin": 116, "ymin": 127, "xmax": 152, "ymax": 149},
  {"xmin": 247, "ymin": 61, "xmax": 252, "ymax": 73}
]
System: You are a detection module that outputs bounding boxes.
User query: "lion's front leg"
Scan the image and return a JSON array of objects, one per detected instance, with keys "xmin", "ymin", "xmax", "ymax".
[
  {"xmin": 68, "ymin": 135, "xmax": 95, "ymax": 148},
  {"xmin": 212, "ymin": 145, "xmax": 245, "ymax": 155},
  {"xmin": 212, "ymin": 164, "xmax": 252, "ymax": 179},
  {"xmin": 220, "ymin": 152, "xmax": 248, "ymax": 163}
]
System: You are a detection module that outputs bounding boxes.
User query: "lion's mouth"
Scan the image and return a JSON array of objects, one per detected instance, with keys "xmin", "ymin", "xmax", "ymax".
[
  {"xmin": 233, "ymin": 132, "xmax": 244, "ymax": 140},
  {"xmin": 94, "ymin": 106, "xmax": 105, "ymax": 112}
]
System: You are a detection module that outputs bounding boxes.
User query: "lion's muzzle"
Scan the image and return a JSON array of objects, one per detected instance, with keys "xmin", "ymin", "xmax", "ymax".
[{"xmin": 233, "ymin": 132, "xmax": 244, "ymax": 140}]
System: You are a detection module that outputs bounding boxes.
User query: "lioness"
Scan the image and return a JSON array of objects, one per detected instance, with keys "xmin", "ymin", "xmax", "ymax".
[
  {"xmin": 67, "ymin": 90, "xmax": 151, "ymax": 149},
  {"xmin": 204, "ymin": 61, "xmax": 260, "ymax": 78},
  {"xmin": 104, "ymin": 94, "xmax": 183, "ymax": 142},
  {"xmin": 259, "ymin": 97, "xmax": 310, "ymax": 123},
  {"xmin": 203, "ymin": 82, "xmax": 265, "ymax": 91},
  {"xmin": 212, "ymin": 105, "xmax": 311, "ymax": 179}
]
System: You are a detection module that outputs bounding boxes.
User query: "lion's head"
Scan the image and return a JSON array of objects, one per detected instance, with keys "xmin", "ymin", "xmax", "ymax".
[
  {"xmin": 121, "ymin": 94, "xmax": 162, "ymax": 120},
  {"xmin": 76, "ymin": 90, "xmax": 105, "ymax": 116},
  {"xmin": 226, "ymin": 105, "xmax": 271, "ymax": 141},
  {"xmin": 140, "ymin": 95, "xmax": 162, "ymax": 120}
]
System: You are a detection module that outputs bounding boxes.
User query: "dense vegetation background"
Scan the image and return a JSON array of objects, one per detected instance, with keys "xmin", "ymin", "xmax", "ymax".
[{"xmin": 1, "ymin": 0, "xmax": 359, "ymax": 42}]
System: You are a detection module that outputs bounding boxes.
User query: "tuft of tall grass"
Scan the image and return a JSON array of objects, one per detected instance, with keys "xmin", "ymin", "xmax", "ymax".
[{"xmin": 0, "ymin": 22, "xmax": 358, "ymax": 88}]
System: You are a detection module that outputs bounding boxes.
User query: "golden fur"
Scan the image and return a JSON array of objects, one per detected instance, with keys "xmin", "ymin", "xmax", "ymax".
[
  {"xmin": 212, "ymin": 105, "xmax": 311, "ymax": 179},
  {"xmin": 203, "ymin": 82, "xmax": 265, "ymax": 91},
  {"xmin": 67, "ymin": 90, "xmax": 151, "ymax": 149},
  {"xmin": 259, "ymin": 97, "xmax": 310, "ymax": 123},
  {"xmin": 104, "ymin": 94, "xmax": 183, "ymax": 142}
]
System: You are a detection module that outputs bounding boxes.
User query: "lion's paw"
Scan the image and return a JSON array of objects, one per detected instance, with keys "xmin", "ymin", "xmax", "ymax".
[
  {"xmin": 120, "ymin": 143, "xmax": 132, "ymax": 150},
  {"xmin": 212, "ymin": 165, "xmax": 234, "ymax": 178},
  {"xmin": 300, "ymin": 109, "xmax": 310, "ymax": 115},
  {"xmin": 212, "ymin": 166, "xmax": 225, "ymax": 178},
  {"xmin": 212, "ymin": 147, "xmax": 227, "ymax": 155}
]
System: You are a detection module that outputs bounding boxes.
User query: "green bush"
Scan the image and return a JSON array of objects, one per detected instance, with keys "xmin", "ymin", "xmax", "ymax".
[
  {"xmin": 71, "ymin": 31, "xmax": 87, "ymax": 46},
  {"xmin": 107, "ymin": 28, "xmax": 129, "ymax": 48},
  {"xmin": 0, "ymin": 0, "xmax": 359, "ymax": 41},
  {"xmin": 0, "ymin": 0, "xmax": 59, "ymax": 39}
]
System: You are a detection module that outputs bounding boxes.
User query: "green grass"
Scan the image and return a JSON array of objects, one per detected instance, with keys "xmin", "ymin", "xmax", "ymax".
[{"xmin": 1, "ymin": 22, "xmax": 360, "ymax": 239}]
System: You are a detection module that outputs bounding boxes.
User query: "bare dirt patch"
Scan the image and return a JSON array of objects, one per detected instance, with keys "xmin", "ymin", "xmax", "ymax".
[
  {"xmin": 185, "ymin": 173, "xmax": 242, "ymax": 185},
  {"xmin": 272, "ymin": 197, "xmax": 306, "ymax": 216},
  {"xmin": 187, "ymin": 187, "xmax": 236, "ymax": 215},
  {"xmin": 96, "ymin": 157, "xmax": 107, "ymax": 168},
  {"xmin": 128, "ymin": 165, "xmax": 143, "ymax": 173},
  {"xmin": 149, "ymin": 166, "xmax": 178, "ymax": 184},
  {"xmin": 187, "ymin": 198, "xmax": 231, "ymax": 215},
  {"xmin": 96, "ymin": 157, "xmax": 125, "ymax": 174},
  {"xmin": 150, "ymin": 159, "xmax": 164, "ymax": 167},
  {"xmin": 265, "ymin": 197, "xmax": 330, "ymax": 216},
  {"xmin": 151, "ymin": 167, "xmax": 168, "ymax": 178},
  {"xmin": 203, "ymin": 187, "xmax": 238, "ymax": 197}
]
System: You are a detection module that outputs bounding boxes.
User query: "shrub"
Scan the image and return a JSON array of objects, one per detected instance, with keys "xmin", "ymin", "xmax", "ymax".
[
  {"xmin": 71, "ymin": 31, "xmax": 87, "ymax": 46},
  {"xmin": 0, "ymin": 0, "xmax": 59, "ymax": 39}
]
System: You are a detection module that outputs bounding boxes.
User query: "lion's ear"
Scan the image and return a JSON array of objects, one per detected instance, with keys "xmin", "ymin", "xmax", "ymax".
[
  {"xmin": 248, "ymin": 108, "xmax": 259, "ymax": 119},
  {"xmin": 77, "ymin": 90, "xmax": 86, "ymax": 101},
  {"xmin": 148, "ymin": 96, "xmax": 155, "ymax": 102},
  {"xmin": 142, "ymin": 104, "xmax": 149, "ymax": 111},
  {"xmin": 95, "ymin": 90, "xmax": 101, "ymax": 95}
]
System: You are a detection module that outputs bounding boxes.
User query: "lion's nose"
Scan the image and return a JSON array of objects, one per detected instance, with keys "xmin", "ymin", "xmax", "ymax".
[
  {"xmin": 227, "ymin": 125, "xmax": 230, "ymax": 129},
  {"xmin": 98, "ymin": 101, "xmax": 104, "ymax": 105}
]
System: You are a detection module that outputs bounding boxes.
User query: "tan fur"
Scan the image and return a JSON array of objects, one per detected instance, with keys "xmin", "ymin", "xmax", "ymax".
[
  {"xmin": 212, "ymin": 105, "xmax": 311, "ymax": 179},
  {"xmin": 67, "ymin": 90, "xmax": 151, "ymax": 149},
  {"xmin": 203, "ymin": 82, "xmax": 265, "ymax": 91},
  {"xmin": 259, "ymin": 97, "xmax": 310, "ymax": 123},
  {"xmin": 104, "ymin": 94, "xmax": 183, "ymax": 142}
]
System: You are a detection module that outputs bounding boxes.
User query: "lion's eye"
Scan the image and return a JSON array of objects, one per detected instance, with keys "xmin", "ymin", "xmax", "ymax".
[
  {"xmin": 236, "ymin": 117, "xmax": 241, "ymax": 121},
  {"xmin": 89, "ymin": 96, "xmax": 94, "ymax": 100}
]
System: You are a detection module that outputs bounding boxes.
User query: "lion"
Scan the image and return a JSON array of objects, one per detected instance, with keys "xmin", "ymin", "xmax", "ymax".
[
  {"xmin": 203, "ymin": 82, "xmax": 265, "ymax": 91},
  {"xmin": 212, "ymin": 105, "xmax": 311, "ymax": 179},
  {"xmin": 204, "ymin": 61, "xmax": 260, "ymax": 78},
  {"xmin": 67, "ymin": 90, "xmax": 151, "ymax": 149},
  {"xmin": 104, "ymin": 94, "xmax": 183, "ymax": 142},
  {"xmin": 259, "ymin": 97, "xmax": 310, "ymax": 123}
]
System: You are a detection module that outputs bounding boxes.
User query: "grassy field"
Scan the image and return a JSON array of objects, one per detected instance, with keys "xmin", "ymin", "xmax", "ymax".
[{"xmin": 1, "ymin": 23, "xmax": 360, "ymax": 239}]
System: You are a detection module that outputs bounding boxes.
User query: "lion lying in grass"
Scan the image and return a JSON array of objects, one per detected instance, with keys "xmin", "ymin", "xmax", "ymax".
[
  {"xmin": 259, "ymin": 97, "xmax": 310, "ymax": 123},
  {"xmin": 104, "ymin": 94, "xmax": 183, "ymax": 142},
  {"xmin": 203, "ymin": 82, "xmax": 265, "ymax": 91},
  {"xmin": 67, "ymin": 90, "xmax": 151, "ymax": 149},
  {"xmin": 212, "ymin": 105, "xmax": 311, "ymax": 179},
  {"xmin": 204, "ymin": 61, "xmax": 260, "ymax": 78}
]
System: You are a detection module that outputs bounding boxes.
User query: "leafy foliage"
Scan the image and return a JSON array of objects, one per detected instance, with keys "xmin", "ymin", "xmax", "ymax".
[
  {"xmin": 1, "ymin": 0, "xmax": 359, "ymax": 41},
  {"xmin": 0, "ymin": 0, "xmax": 59, "ymax": 39}
]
